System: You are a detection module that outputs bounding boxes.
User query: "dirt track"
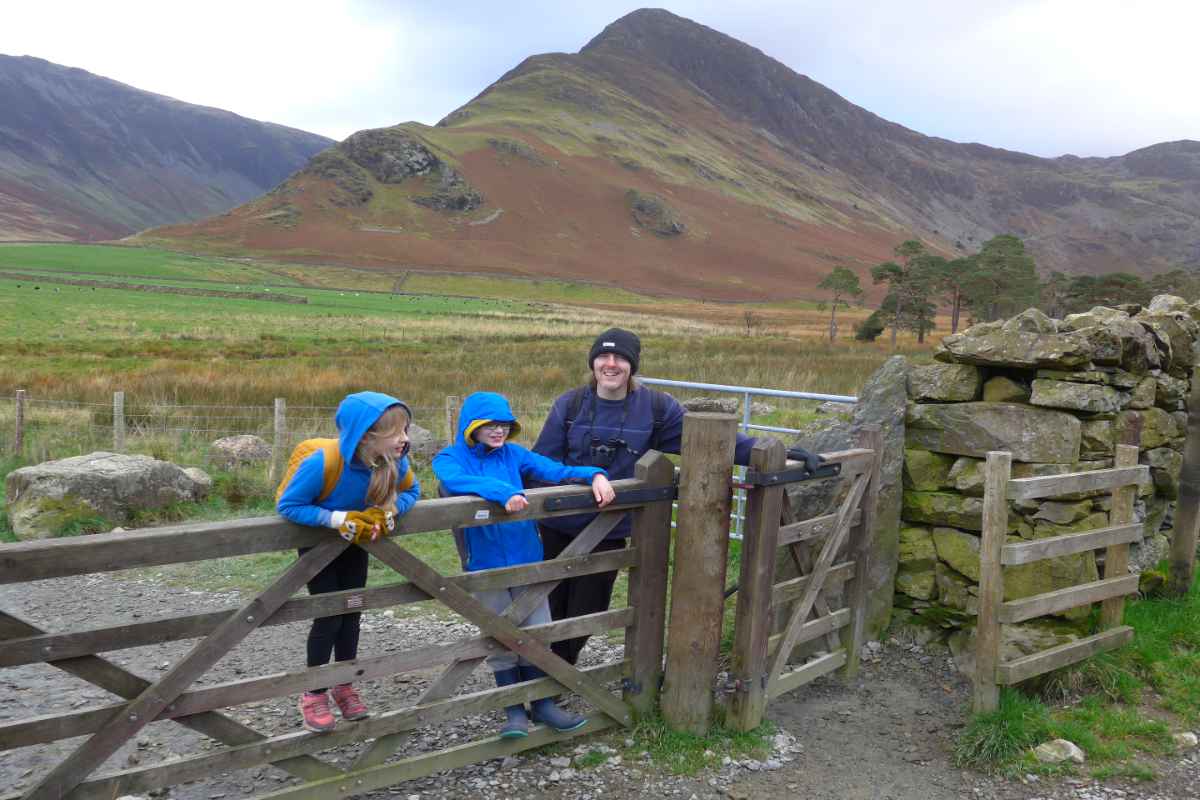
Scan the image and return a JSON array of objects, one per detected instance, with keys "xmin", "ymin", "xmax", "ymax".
[{"xmin": 2, "ymin": 572, "xmax": 1198, "ymax": 800}]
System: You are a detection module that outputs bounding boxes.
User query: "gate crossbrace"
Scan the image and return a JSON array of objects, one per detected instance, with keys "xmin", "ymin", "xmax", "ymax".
[
  {"xmin": 21, "ymin": 538, "xmax": 349, "ymax": 800},
  {"xmin": 780, "ymin": 494, "xmax": 841, "ymax": 654},
  {"xmin": 354, "ymin": 511, "xmax": 626, "ymax": 769},
  {"xmin": 0, "ymin": 611, "xmax": 340, "ymax": 784},
  {"xmin": 768, "ymin": 473, "xmax": 867, "ymax": 689}
]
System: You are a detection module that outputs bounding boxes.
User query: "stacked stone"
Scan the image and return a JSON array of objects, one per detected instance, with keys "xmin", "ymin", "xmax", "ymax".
[{"xmin": 894, "ymin": 296, "xmax": 1198, "ymax": 634}]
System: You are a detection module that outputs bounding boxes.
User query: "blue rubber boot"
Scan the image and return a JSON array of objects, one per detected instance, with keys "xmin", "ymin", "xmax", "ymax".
[
  {"xmin": 492, "ymin": 668, "xmax": 529, "ymax": 739},
  {"xmin": 519, "ymin": 665, "xmax": 587, "ymax": 733}
]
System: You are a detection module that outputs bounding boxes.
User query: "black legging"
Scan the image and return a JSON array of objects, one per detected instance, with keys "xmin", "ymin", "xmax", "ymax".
[
  {"xmin": 300, "ymin": 544, "xmax": 369, "ymax": 692},
  {"xmin": 539, "ymin": 523, "xmax": 627, "ymax": 665}
]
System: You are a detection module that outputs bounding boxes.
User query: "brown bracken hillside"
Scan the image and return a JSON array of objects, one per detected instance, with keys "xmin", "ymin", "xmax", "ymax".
[{"xmin": 141, "ymin": 9, "xmax": 1200, "ymax": 301}]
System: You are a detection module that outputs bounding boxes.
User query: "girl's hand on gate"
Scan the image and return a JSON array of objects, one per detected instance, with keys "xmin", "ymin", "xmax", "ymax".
[
  {"xmin": 505, "ymin": 494, "xmax": 529, "ymax": 513},
  {"xmin": 592, "ymin": 474, "xmax": 616, "ymax": 507}
]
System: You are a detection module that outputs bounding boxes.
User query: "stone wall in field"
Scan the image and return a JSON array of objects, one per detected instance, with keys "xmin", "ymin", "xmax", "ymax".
[{"xmin": 894, "ymin": 295, "xmax": 1198, "ymax": 642}]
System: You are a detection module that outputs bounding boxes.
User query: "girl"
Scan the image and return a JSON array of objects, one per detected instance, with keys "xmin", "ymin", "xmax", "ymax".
[
  {"xmin": 277, "ymin": 391, "xmax": 421, "ymax": 733},
  {"xmin": 433, "ymin": 391, "xmax": 614, "ymax": 739}
]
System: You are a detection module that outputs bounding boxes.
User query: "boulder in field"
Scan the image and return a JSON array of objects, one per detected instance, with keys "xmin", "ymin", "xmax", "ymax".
[
  {"xmin": 906, "ymin": 402, "xmax": 1081, "ymax": 463},
  {"xmin": 209, "ymin": 434, "xmax": 271, "ymax": 468},
  {"xmin": 406, "ymin": 422, "xmax": 441, "ymax": 458},
  {"xmin": 5, "ymin": 452, "xmax": 210, "ymax": 540}
]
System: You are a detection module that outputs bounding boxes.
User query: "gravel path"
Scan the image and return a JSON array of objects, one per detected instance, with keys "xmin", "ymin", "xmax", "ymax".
[{"xmin": 2, "ymin": 572, "xmax": 1198, "ymax": 800}]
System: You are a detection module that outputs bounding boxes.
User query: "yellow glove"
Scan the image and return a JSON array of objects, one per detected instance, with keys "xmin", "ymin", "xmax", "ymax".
[{"xmin": 338, "ymin": 508, "xmax": 393, "ymax": 544}]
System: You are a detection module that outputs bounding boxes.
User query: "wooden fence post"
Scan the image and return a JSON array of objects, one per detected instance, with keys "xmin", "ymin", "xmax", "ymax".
[
  {"xmin": 728, "ymin": 437, "xmax": 786, "ymax": 732},
  {"xmin": 13, "ymin": 389, "xmax": 25, "ymax": 456},
  {"xmin": 843, "ymin": 424, "xmax": 883, "ymax": 679},
  {"xmin": 624, "ymin": 450, "xmax": 676, "ymax": 716},
  {"xmin": 445, "ymin": 395, "xmax": 459, "ymax": 446},
  {"xmin": 662, "ymin": 412, "xmax": 736, "ymax": 735},
  {"xmin": 1101, "ymin": 443, "xmax": 1139, "ymax": 628},
  {"xmin": 271, "ymin": 398, "xmax": 286, "ymax": 482},
  {"xmin": 112, "ymin": 391, "xmax": 125, "ymax": 452},
  {"xmin": 974, "ymin": 450, "xmax": 1011, "ymax": 713},
  {"xmin": 1170, "ymin": 366, "xmax": 1200, "ymax": 596}
]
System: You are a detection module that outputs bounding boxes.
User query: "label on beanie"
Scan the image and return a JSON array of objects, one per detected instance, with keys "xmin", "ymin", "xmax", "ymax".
[{"xmin": 603, "ymin": 341, "xmax": 615, "ymax": 347}]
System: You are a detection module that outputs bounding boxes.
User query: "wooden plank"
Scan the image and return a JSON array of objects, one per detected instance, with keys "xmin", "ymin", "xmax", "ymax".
[
  {"xmin": 1001, "ymin": 523, "xmax": 1143, "ymax": 566},
  {"xmin": 30, "ymin": 663, "xmax": 627, "ymax": 800},
  {"xmin": 22, "ymin": 539, "xmax": 347, "ymax": 800},
  {"xmin": 767, "ymin": 650, "xmax": 847, "ymax": 699},
  {"xmin": 0, "ymin": 550, "xmax": 637, "ymax": 667},
  {"xmin": 998, "ymin": 626, "xmax": 1134, "ymax": 685},
  {"xmin": 0, "ymin": 612, "xmax": 337, "ymax": 782},
  {"xmin": 1170, "ymin": 365, "xmax": 1200, "ymax": 596},
  {"xmin": 778, "ymin": 509, "xmax": 862, "ymax": 546},
  {"xmin": 0, "ymin": 477, "xmax": 662, "ymax": 584},
  {"xmin": 728, "ymin": 438, "xmax": 786, "ymax": 732},
  {"xmin": 767, "ymin": 608, "xmax": 851, "ymax": 658},
  {"xmin": 770, "ymin": 562, "xmax": 856, "ymax": 607},
  {"xmin": 786, "ymin": 529, "xmax": 840, "ymax": 654},
  {"xmin": 0, "ymin": 610, "xmax": 633, "ymax": 749},
  {"xmin": 1101, "ymin": 444, "xmax": 1139, "ymax": 628},
  {"xmin": 842, "ymin": 424, "xmax": 882, "ymax": 679},
  {"xmin": 974, "ymin": 450, "xmax": 1010, "ymax": 714},
  {"xmin": 662, "ymin": 413, "xmax": 738, "ymax": 735},
  {"xmin": 1006, "ymin": 465, "xmax": 1149, "ymax": 501},
  {"xmin": 999, "ymin": 574, "xmax": 1140, "ymax": 624},
  {"xmin": 766, "ymin": 471, "xmax": 866, "ymax": 689},
  {"xmin": 624, "ymin": 451, "xmax": 675, "ymax": 715},
  {"xmin": 809, "ymin": 448, "xmax": 874, "ymax": 473},
  {"xmin": 352, "ymin": 509, "xmax": 626, "ymax": 771}
]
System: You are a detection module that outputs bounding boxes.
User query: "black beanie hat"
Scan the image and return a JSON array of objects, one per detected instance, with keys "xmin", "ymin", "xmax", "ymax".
[{"xmin": 588, "ymin": 328, "xmax": 641, "ymax": 374}]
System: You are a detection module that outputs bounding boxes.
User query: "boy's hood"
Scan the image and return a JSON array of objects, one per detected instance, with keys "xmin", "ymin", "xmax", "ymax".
[
  {"xmin": 457, "ymin": 391, "xmax": 521, "ymax": 445},
  {"xmin": 335, "ymin": 391, "xmax": 411, "ymax": 462}
]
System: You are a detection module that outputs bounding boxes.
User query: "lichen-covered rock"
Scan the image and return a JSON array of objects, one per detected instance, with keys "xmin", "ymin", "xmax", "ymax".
[
  {"xmin": 1128, "ymin": 376, "xmax": 1157, "ymax": 409},
  {"xmin": 936, "ymin": 314, "xmax": 1100, "ymax": 370},
  {"xmin": 5, "ymin": 452, "xmax": 210, "ymax": 540},
  {"xmin": 947, "ymin": 456, "xmax": 985, "ymax": 496},
  {"xmin": 1033, "ymin": 511, "xmax": 1109, "ymax": 539},
  {"xmin": 1155, "ymin": 372, "xmax": 1189, "ymax": 407},
  {"xmin": 935, "ymin": 562, "xmax": 978, "ymax": 613},
  {"xmin": 982, "ymin": 375, "xmax": 1030, "ymax": 403},
  {"xmin": 907, "ymin": 363, "xmax": 982, "ymax": 401},
  {"xmin": 896, "ymin": 563, "xmax": 937, "ymax": 600},
  {"xmin": 906, "ymin": 402, "xmax": 1081, "ymax": 463},
  {"xmin": 1029, "ymin": 379, "xmax": 1126, "ymax": 414},
  {"xmin": 1116, "ymin": 407, "xmax": 1179, "ymax": 449},
  {"xmin": 903, "ymin": 491, "xmax": 984, "ymax": 530},
  {"xmin": 1143, "ymin": 447, "xmax": 1184, "ymax": 499},
  {"xmin": 932, "ymin": 527, "xmax": 982, "ymax": 581},
  {"xmin": 1080, "ymin": 419, "xmax": 1115, "ymax": 458},
  {"xmin": 1137, "ymin": 302, "xmax": 1199, "ymax": 372},
  {"xmin": 902, "ymin": 449, "xmax": 955, "ymax": 491},
  {"xmin": 1032, "ymin": 499, "xmax": 1094, "ymax": 525},
  {"xmin": 1060, "ymin": 308, "xmax": 1161, "ymax": 373},
  {"xmin": 899, "ymin": 526, "xmax": 937, "ymax": 562},
  {"xmin": 1004, "ymin": 546, "xmax": 1098, "ymax": 619}
]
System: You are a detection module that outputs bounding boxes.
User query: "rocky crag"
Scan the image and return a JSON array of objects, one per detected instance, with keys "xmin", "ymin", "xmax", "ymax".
[{"xmin": 895, "ymin": 296, "xmax": 1197, "ymax": 657}]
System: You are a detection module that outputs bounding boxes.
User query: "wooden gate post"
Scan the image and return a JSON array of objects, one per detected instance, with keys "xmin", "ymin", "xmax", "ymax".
[
  {"xmin": 1101, "ymin": 443, "xmax": 1139, "ymax": 627},
  {"xmin": 13, "ymin": 389, "xmax": 25, "ymax": 455},
  {"xmin": 112, "ymin": 391, "xmax": 125, "ymax": 452},
  {"xmin": 445, "ymin": 395, "xmax": 460, "ymax": 446},
  {"xmin": 271, "ymin": 398, "xmax": 286, "ymax": 482},
  {"xmin": 728, "ymin": 437, "xmax": 786, "ymax": 731},
  {"xmin": 974, "ymin": 450, "xmax": 1011, "ymax": 713},
  {"xmin": 843, "ymin": 424, "xmax": 883, "ymax": 679},
  {"xmin": 1170, "ymin": 366, "xmax": 1200, "ymax": 596},
  {"xmin": 624, "ymin": 450, "xmax": 676, "ymax": 716},
  {"xmin": 662, "ymin": 412, "xmax": 736, "ymax": 734}
]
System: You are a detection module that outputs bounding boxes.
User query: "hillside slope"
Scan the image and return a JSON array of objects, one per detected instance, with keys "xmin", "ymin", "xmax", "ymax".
[
  {"xmin": 142, "ymin": 9, "xmax": 1200, "ymax": 300},
  {"xmin": 0, "ymin": 55, "xmax": 333, "ymax": 241}
]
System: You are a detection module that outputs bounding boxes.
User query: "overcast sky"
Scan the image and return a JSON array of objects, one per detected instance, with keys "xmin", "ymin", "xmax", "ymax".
[{"xmin": 3, "ymin": 0, "xmax": 1196, "ymax": 158}]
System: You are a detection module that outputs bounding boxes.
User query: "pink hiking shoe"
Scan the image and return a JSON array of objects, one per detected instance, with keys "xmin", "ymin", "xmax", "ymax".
[
  {"xmin": 298, "ymin": 691, "xmax": 336, "ymax": 733},
  {"xmin": 330, "ymin": 683, "xmax": 370, "ymax": 721}
]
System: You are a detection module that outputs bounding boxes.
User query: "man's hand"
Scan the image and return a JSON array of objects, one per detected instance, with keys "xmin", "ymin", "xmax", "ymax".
[
  {"xmin": 505, "ymin": 494, "xmax": 529, "ymax": 513},
  {"xmin": 592, "ymin": 473, "xmax": 616, "ymax": 507},
  {"xmin": 786, "ymin": 445, "xmax": 825, "ymax": 476}
]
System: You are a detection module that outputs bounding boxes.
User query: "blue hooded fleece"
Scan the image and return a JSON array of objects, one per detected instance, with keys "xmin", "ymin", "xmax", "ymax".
[
  {"xmin": 277, "ymin": 391, "xmax": 420, "ymax": 528},
  {"xmin": 433, "ymin": 391, "xmax": 605, "ymax": 571}
]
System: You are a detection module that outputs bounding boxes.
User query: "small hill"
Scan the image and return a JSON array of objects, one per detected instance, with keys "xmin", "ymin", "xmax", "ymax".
[
  {"xmin": 143, "ymin": 9, "xmax": 1200, "ymax": 300},
  {"xmin": 0, "ymin": 55, "xmax": 333, "ymax": 241}
]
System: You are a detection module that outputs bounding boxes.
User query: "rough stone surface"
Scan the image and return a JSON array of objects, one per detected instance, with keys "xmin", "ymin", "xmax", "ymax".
[
  {"xmin": 1157, "ymin": 372, "xmax": 1190, "ymax": 407},
  {"xmin": 1034, "ymin": 739, "xmax": 1086, "ymax": 765},
  {"xmin": 981, "ymin": 375, "xmax": 1029, "ymax": 403},
  {"xmin": 5, "ymin": 452, "xmax": 211, "ymax": 539},
  {"xmin": 1029, "ymin": 379, "xmax": 1126, "ymax": 413},
  {"xmin": 681, "ymin": 396, "xmax": 739, "ymax": 414},
  {"xmin": 1080, "ymin": 418, "xmax": 1115, "ymax": 458},
  {"xmin": 406, "ymin": 422, "xmax": 440, "ymax": 458},
  {"xmin": 947, "ymin": 457, "xmax": 985, "ymax": 496},
  {"xmin": 931, "ymin": 527, "xmax": 981, "ymax": 581},
  {"xmin": 1118, "ymin": 407, "xmax": 1180, "ymax": 449},
  {"xmin": 936, "ymin": 315, "xmax": 1099, "ymax": 370},
  {"xmin": 902, "ymin": 491, "xmax": 983, "ymax": 531},
  {"xmin": 208, "ymin": 434, "xmax": 271, "ymax": 467},
  {"xmin": 1129, "ymin": 376, "xmax": 1157, "ymax": 409},
  {"xmin": 1144, "ymin": 446, "xmax": 1184, "ymax": 499},
  {"xmin": 1032, "ymin": 499, "xmax": 1093, "ymax": 525},
  {"xmin": 902, "ymin": 449, "xmax": 955, "ymax": 491},
  {"xmin": 906, "ymin": 402, "xmax": 1081, "ymax": 463},
  {"xmin": 1061, "ymin": 309, "xmax": 1162, "ymax": 373},
  {"xmin": 906, "ymin": 363, "xmax": 981, "ymax": 402}
]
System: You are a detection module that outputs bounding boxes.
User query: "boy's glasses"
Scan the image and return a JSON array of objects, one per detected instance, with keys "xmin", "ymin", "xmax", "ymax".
[{"xmin": 479, "ymin": 423, "xmax": 512, "ymax": 433}]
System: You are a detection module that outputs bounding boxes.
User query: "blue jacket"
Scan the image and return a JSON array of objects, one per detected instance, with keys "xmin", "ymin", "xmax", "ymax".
[
  {"xmin": 277, "ymin": 391, "xmax": 421, "ymax": 527},
  {"xmin": 433, "ymin": 391, "xmax": 605, "ymax": 571},
  {"xmin": 532, "ymin": 385, "xmax": 757, "ymax": 538}
]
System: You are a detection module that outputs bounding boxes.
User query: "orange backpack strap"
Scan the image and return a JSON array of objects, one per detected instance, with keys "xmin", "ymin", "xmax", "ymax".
[
  {"xmin": 397, "ymin": 461, "xmax": 416, "ymax": 494},
  {"xmin": 275, "ymin": 438, "xmax": 344, "ymax": 503}
]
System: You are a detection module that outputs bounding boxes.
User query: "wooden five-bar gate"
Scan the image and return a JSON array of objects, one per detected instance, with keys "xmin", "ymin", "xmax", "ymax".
[{"xmin": 0, "ymin": 416, "xmax": 881, "ymax": 800}]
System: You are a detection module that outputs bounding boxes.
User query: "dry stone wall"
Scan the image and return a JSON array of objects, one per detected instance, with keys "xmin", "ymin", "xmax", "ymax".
[{"xmin": 895, "ymin": 296, "xmax": 1198, "ymax": 639}]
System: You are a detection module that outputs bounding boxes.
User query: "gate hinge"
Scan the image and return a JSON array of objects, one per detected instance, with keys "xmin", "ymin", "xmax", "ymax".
[{"xmin": 725, "ymin": 674, "xmax": 768, "ymax": 693}]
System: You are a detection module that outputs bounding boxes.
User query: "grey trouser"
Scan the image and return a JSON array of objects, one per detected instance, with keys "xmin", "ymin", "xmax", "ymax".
[{"xmin": 474, "ymin": 587, "xmax": 551, "ymax": 671}]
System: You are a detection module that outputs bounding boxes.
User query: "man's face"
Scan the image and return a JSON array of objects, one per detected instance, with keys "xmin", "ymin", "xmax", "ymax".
[{"xmin": 593, "ymin": 352, "xmax": 632, "ymax": 393}]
